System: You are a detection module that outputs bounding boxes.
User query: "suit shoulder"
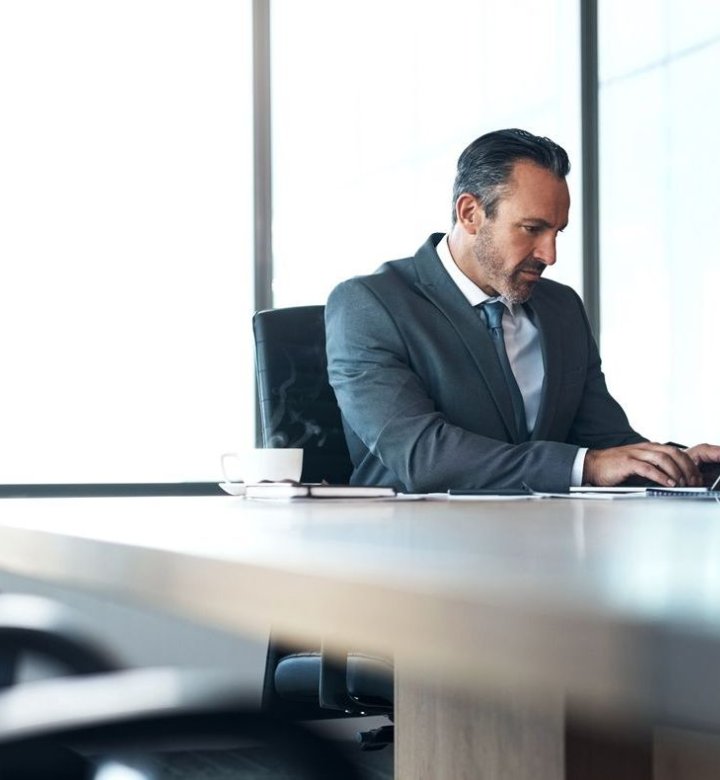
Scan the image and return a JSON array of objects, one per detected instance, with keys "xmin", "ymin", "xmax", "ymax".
[{"xmin": 327, "ymin": 255, "xmax": 416, "ymax": 303}]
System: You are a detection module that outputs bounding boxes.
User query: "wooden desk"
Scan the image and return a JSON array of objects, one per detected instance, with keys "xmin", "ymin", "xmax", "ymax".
[{"xmin": 0, "ymin": 495, "xmax": 718, "ymax": 778}]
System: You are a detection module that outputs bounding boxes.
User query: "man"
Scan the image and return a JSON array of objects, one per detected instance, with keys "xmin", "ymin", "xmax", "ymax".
[{"xmin": 325, "ymin": 128, "xmax": 720, "ymax": 493}]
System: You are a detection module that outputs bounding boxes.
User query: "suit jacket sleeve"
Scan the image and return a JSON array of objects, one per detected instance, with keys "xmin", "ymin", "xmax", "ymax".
[
  {"xmin": 563, "ymin": 290, "xmax": 647, "ymax": 450},
  {"xmin": 326, "ymin": 278, "xmax": 581, "ymax": 493}
]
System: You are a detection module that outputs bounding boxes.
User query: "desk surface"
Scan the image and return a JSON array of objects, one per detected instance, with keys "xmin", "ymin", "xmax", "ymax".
[{"xmin": 0, "ymin": 495, "xmax": 719, "ymax": 728}]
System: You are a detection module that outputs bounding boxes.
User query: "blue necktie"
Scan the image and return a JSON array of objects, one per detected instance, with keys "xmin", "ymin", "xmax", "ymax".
[{"xmin": 479, "ymin": 301, "xmax": 529, "ymax": 442}]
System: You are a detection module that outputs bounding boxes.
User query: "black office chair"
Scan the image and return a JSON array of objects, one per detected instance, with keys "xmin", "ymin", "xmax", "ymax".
[
  {"xmin": 253, "ymin": 306, "xmax": 394, "ymax": 750},
  {"xmin": 253, "ymin": 305, "xmax": 353, "ymax": 485},
  {"xmin": 0, "ymin": 593, "xmax": 364, "ymax": 779}
]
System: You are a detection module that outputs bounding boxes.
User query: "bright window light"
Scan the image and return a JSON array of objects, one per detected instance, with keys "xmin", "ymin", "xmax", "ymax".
[
  {"xmin": 270, "ymin": 0, "xmax": 582, "ymax": 308},
  {"xmin": 0, "ymin": 1, "xmax": 254, "ymax": 483}
]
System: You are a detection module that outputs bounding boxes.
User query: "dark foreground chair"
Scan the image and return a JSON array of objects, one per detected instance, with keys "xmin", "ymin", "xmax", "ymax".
[
  {"xmin": 0, "ymin": 669, "xmax": 365, "ymax": 779},
  {"xmin": 253, "ymin": 306, "xmax": 394, "ymax": 750},
  {"xmin": 0, "ymin": 594, "xmax": 363, "ymax": 779},
  {"xmin": 0, "ymin": 592, "xmax": 121, "ymax": 687}
]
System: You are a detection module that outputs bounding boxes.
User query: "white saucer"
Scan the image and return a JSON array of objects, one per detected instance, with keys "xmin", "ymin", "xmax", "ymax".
[{"xmin": 219, "ymin": 481, "xmax": 246, "ymax": 496}]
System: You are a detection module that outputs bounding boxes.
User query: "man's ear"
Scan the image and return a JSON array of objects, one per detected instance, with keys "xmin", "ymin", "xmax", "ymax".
[{"xmin": 455, "ymin": 193, "xmax": 486, "ymax": 236}]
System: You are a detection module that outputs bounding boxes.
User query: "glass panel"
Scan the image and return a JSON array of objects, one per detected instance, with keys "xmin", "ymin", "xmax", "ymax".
[
  {"xmin": 598, "ymin": 0, "xmax": 668, "ymax": 82},
  {"xmin": 667, "ymin": 0, "xmax": 720, "ymax": 54},
  {"xmin": 271, "ymin": 0, "xmax": 583, "ymax": 308},
  {"xmin": 0, "ymin": 1, "xmax": 254, "ymax": 482},
  {"xmin": 599, "ymin": 2, "xmax": 720, "ymax": 443}
]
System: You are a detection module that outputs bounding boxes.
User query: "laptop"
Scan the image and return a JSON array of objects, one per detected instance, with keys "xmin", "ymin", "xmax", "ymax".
[
  {"xmin": 646, "ymin": 476, "xmax": 720, "ymax": 497},
  {"xmin": 645, "ymin": 463, "xmax": 720, "ymax": 501},
  {"xmin": 569, "ymin": 464, "xmax": 720, "ymax": 498}
]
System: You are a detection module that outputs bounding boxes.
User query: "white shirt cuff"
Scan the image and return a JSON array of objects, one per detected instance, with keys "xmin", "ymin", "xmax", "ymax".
[{"xmin": 571, "ymin": 448, "xmax": 588, "ymax": 486}]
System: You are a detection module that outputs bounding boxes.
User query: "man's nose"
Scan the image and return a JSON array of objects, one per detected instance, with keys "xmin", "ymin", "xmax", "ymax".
[{"xmin": 535, "ymin": 235, "xmax": 557, "ymax": 266}]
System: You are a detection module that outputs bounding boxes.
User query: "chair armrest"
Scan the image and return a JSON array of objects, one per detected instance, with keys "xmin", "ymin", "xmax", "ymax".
[
  {"xmin": 319, "ymin": 642, "xmax": 356, "ymax": 711},
  {"xmin": 0, "ymin": 594, "xmax": 121, "ymax": 687}
]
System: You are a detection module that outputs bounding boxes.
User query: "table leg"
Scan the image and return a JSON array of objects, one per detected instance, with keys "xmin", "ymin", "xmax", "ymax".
[
  {"xmin": 394, "ymin": 667, "xmax": 564, "ymax": 780},
  {"xmin": 655, "ymin": 727, "xmax": 720, "ymax": 780}
]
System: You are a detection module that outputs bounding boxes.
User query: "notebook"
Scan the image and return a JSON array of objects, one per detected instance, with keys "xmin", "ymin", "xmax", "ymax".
[{"xmin": 244, "ymin": 482, "xmax": 396, "ymax": 499}]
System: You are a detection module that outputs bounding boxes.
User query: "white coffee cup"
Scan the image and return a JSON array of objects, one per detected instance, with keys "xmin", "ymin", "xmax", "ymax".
[{"xmin": 221, "ymin": 448, "xmax": 304, "ymax": 484}]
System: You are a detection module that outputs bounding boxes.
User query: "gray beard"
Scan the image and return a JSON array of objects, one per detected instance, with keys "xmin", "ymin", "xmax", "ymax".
[{"xmin": 473, "ymin": 233, "xmax": 544, "ymax": 304}]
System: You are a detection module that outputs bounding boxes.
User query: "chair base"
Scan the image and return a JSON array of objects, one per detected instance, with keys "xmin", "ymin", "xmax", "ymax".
[{"xmin": 357, "ymin": 723, "xmax": 394, "ymax": 751}]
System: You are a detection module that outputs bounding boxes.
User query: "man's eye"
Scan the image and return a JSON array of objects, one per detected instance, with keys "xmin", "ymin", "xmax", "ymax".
[{"xmin": 523, "ymin": 225, "xmax": 541, "ymax": 234}]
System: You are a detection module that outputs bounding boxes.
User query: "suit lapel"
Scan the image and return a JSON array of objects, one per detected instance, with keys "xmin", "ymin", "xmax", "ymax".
[{"xmin": 411, "ymin": 235, "xmax": 519, "ymax": 442}]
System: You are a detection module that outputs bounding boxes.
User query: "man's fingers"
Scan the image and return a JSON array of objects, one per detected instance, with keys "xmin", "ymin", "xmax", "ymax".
[
  {"xmin": 584, "ymin": 443, "xmax": 706, "ymax": 487},
  {"xmin": 686, "ymin": 443, "xmax": 720, "ymax": 465},
  {"xmin": 667, "ymin": 446, "xmax": 703, "ymax": 486},
  {"xmin": 631, "ymin": 461, "xmax": 678, "ymax": 487},
  {"xmin": 633, "ymin": 443, "xmax": 701, "ymax": 486}
]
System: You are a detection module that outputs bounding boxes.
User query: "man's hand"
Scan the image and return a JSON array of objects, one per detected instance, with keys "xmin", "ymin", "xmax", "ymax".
[
  {"xmin": 684, "ymin": 443, "xmax": 720, "ymax": 467},
  {"xmin": 583, "ymin": 442, "xmax": 704, "ymax": 487}
]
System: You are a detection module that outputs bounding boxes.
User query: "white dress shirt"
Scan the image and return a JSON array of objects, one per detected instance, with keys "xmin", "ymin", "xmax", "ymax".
[{"xmin": 436, "ymin": 235, "xmax": 586, "ymax": 485}]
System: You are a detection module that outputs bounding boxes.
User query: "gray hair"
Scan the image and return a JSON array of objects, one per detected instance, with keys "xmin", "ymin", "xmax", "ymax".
[{"xmin": 451, "ymin": 128, "xmax": 570, "ymax": 224}]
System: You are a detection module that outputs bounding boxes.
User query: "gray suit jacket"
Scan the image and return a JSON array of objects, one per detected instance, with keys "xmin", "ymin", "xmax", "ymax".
[{"xmin": 325, "ymin": 234, "xmax": 645, "ymax": 493}]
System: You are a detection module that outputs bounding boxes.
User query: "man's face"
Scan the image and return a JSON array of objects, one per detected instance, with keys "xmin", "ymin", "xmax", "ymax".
[{"xmin": 469, "ymin": 160, "xmax": 570, "ymax": 304}]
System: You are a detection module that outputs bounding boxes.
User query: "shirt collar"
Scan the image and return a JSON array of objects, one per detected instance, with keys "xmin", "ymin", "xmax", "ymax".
[{"xmin": 435, "ymin": 234, "xmax": 516, "ymax": 314}]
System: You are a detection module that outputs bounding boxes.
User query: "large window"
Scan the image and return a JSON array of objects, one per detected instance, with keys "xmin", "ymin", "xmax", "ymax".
[
  {"xmin": 6, "ymin": 1, "xmax": 712, "ymax": 486},
  {"xmin": 0, "ymin": 1, "xmax": 254, "ymax": 483},
  {"xmin": 270, "ymin": 0, "xmax": 583, "ymax": 308},
  {"xmin": 598, "ymin": 0, "xmax": 720, "ymax": 443}
]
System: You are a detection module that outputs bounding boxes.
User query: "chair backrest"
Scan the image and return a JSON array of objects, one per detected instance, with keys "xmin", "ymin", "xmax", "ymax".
[{"xmin": 253, "ymin": 306, "xmax": 353, "ymax": 485}]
